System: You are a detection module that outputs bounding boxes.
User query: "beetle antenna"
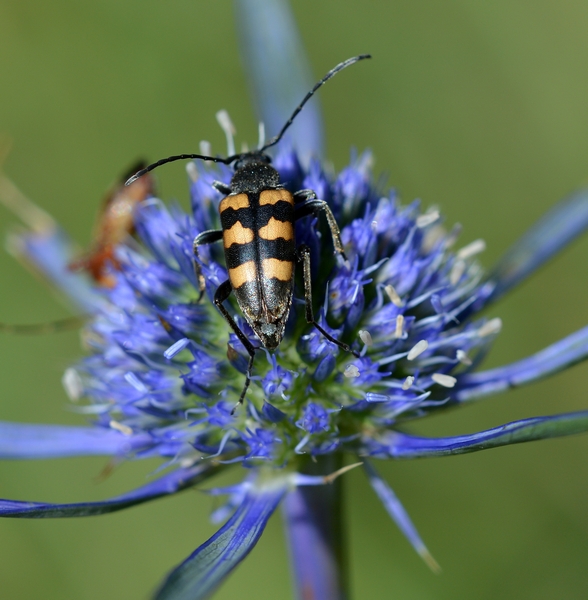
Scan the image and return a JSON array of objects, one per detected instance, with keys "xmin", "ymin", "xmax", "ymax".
[
  {"xmin": 125, "ymin": 153, "xmax": 237, "ymax": 186},
  {"xmin": 260, "ymin": 54, "xmax": 371, "ymax": 152}
]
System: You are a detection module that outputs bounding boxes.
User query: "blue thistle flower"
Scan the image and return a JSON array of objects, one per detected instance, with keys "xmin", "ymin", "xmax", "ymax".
[{"xmin": 2, "ymin": 2, "xmax": 588, "ymax": 599}]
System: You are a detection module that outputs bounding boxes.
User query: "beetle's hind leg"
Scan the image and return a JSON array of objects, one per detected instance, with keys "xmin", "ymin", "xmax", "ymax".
[
  {"xmin": 297, "ymin": 244, "xmax": 359, "ymax": 358},
  {"xmin": 193, "ymin": 229, "xmax": 223, "ymax": 300},
  {"xmin": 214, "ymin": 280, "xmax": 257, "ymax": 413}
]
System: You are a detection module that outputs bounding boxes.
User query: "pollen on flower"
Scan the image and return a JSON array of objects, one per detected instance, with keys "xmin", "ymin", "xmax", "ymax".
[
  {"xmin": 402, "ymin": 376, "xmax": 414, "ymax": 390},
  {"xmin": 385, "ymin": 283, "xmax": 403, "ymax": 307},
  {"xmin": 457, "ymin": 238, "xmax": 486, "ymax": 260},
  {"xmin": 359, "ymin": 329, "xmax": 373, "ymax": 346},
  {"xmin": 416, "ymin": 210, "xmax": 440, "ymax": 228},
  {"xmin": 431, "ymin": 373, "xmax": 457, "ymax": 388},
  {"xmin": 185, "ymin": 162, "xmax": 199, "ymax": 183},
  {"xmin": 344, "ymin": 364, "xmax": 361, "ymax": 378},
  {"xmin": 449, "ymin": 259, "xmax": 466, "ymax": 285},
  {"xmin": 109, "ymin": 420, "xmax": 134, "ymax": 436},
  {"xmin": 478, "ymin": 318, "xmax": 503, "ymax": 337},
  {"xmin": 62, "ymin": 367, "xmax": 83, "ymax": 401},
  {"xmin": 407, "ymin": 340, "xmax": 428, "ymax": 361},
  {"xmin": 456, "ymin": 349, "xmax": 473, "ymax": 366},
  {"xmin": 394, "ymin": 314, "xmax": 405, "ymax": 339}
]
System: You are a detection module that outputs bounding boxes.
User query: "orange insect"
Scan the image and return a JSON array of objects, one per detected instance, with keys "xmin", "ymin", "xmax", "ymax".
[
  {"xmin": 69, "ymin": 160, "xmax": 154, "ymax": 287},
  {"xmin": 0, "ymin": 160, "xmax": 154, "ymax": 335}
]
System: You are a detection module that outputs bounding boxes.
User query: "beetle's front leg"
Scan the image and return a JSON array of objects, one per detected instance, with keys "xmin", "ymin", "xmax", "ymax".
[
  {"xmin": 212, "ymin": 181, "xmax": 232, "ymax": 195},
  {"xmin": 297, "ymin": 244, "xmax": 359, "ymax": 358},
  {"xmin": 294, "ymin": 198, "xmax": 347, "ymax": 260},
  {"xmin": 293, "ymin": 188, "xmax": 317, "ymax": 203},
  {"xmin": 193, "ymin": 229, "xmax": 223, "ymax": 300},
  {"xmin": 213, "ymin": 280, "xmax": 257, "ymax": 412}
]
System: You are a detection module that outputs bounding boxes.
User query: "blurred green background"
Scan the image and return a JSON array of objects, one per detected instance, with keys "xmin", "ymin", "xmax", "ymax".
[{"xmin": 1, "ymin": 1, "xmax": 588, "ymax": 598}]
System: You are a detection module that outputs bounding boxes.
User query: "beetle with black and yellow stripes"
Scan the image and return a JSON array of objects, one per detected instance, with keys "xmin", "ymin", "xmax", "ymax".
[{"xmin": 126, "ymin": 55, "xmax": 370, "ymax": 409}]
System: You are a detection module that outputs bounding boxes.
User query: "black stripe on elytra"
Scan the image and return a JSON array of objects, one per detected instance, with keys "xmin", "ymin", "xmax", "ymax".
[
  {"xmin": 224, "ymin": 238, "xmax": 295, "ymax": 269},
  {"xmin": 258, "ymin": 238, "xmax": 296, "ymax": 262},
  {"xmin": 220, "ymin": 207, "xmax": 255, "ymax": 230},
  {"xmin": 225, "ymin": 241, "xmax": 257, "ymax": 270},
  {"xmin": 220, "ymin": 201, "xmax": 293, "ymax": 229},
  {"xmin": 256, "ymin": 202, "xmax": 294, "ymax": 226}
]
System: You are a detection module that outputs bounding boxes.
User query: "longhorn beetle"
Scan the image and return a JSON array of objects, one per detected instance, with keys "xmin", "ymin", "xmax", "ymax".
[{"xmin": 127, "ymin": 55, "xmax": 371, "ymax": 408}]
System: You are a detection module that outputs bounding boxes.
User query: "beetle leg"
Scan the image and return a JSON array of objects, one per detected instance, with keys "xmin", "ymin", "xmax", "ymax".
[
  {"xmin": 193, "ymin": 229, "xmax": 223, "ymax": 300},
  {"xmin": 213, "ymin": 280, "xmax": 257, "ymax": 412},
  {"xmin": 295, "ymin": 199, "xmax": 347, "ymax": 261},
  {"xmin": 212, "ymin": 181, "xmax": 231, "ymax": 195},
  {"xmin": 293, "ymin": 188, "xmax": 317, "ymax": 203},
  {"xmin": 297, "ymin": 245, "xmax": 360, "ymax": 358}
]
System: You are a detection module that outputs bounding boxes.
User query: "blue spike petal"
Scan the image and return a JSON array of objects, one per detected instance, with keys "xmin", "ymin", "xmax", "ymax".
[
  {"xmin": 363, "ymin": 461, "xmax": 440, "ymax": 573},
  {"xmin": 454, "ymin": 325, "xmax": 588, "ymax": 403},
  {"xmin": 155, "ymin": 481, "xmax": 287, "ymax": 600},
  {"xmin": 483, "ymin": 188, "xmax": 588, "ymax": 306},
  {"xmin": 0, "ymin": 464, "xmax": 216, "ymax": 518},
  {"xmin": 0, "ymin": 421, "xmax": 151, "ymax": 459},
  {"xmin": 368, "ymin": 411, "xmax": 588, "ymax": 458}
]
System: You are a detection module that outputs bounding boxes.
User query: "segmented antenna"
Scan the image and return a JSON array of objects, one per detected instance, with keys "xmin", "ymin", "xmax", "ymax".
[
  {"xmin": 260, "ymin": 54, "xmax": 371, "ymax": 151},
  {"xmin": 125, "ymin": 54, "xmax": 371, "ymax": 186},
  {"xmin": 125, "ymin": 153, "xmax": 235, "ymax": 186}
]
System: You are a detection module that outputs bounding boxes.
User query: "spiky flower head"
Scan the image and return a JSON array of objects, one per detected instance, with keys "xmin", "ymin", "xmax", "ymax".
[
  {"xmin": 3, "ymin": 3, "xmax": 588, "ymax": 597},
  {"xmin": 61, "ymin": 145, "xmax": 497, "ymax": 471}
]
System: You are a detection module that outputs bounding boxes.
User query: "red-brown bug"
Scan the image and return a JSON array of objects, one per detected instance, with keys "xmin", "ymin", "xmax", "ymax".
[
  {"xmin": 69, "ymin": 160, "xmax": 154, "ymax": 287},
  {"xmin": 0, "ymin": 161, "xmax": 154, "ymax": 334}
]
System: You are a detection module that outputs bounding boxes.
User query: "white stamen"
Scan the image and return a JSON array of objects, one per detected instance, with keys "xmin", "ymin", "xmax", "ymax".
[
  {"xmin": 322, "ymin": 461, "xmax": 363, "ymax": 484},
  {"xmin": 371, "ymin": 220, "xmax": 378, "ymax": 232},
  {"xmin": 344, "ymin": 364, "xmax": 360, "ymax": 378},
  {"xmin": 449, "ymin": 259, "xmax": 466, "ymax": 285},
  {"xmin": 62, "ymin": 368, "xmax": 83, "ymax": 401},
  {"xmin": 394, "ymin": 314, "xmax": 405, "ymax": 339},
  {"xmin": 109, "ymin": 420, "xmax": 133, "ymax": 436},
  {"xmin": 240, "ymin": 141, "xmax": 249, "ymax": 153},
  {"xmin": 402, "ymin": 376, "xmax": 414, "ymax": 390},
  {"xmin": 431, "ymin": 373, "xmax": 457, "ymax": 388},
  {"xmin": 456, "ymin": 349, "xmax": 473, "ymax": 366},
  {"xmin": 257, "ymin": 121, "xmax": 266, "ymax": 149},
  {"xmin": 457, "ymin": 238, "xmax": 486, "ymax": 260},
  {"xmin": 385, "ymin": 284, "xmax": 403, "ymax": 307},
  {"xmin": 185, "ymin": 162, "xmax": 198, "ymax": 183},
  {"xmin": 358, "ymin": 329, "xmax": 373, "ymax": 346},
  {"xmin": 407, "ymin": 339, "xmax": 428, "ymax": 361},
  {"xmin": 478, "ymin": 317, "xmax": 502, "ymax": 337},
  {"xmin": 216, "ymin": 110, "xmax": 236, "ymax": 156},
  {"xmin": 416, "ymin": 210, "xmax": 440, "ymax": 228},
  {"xmin": 199, "ymin": 140, "xmax": 212, "ymax": 157}
]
